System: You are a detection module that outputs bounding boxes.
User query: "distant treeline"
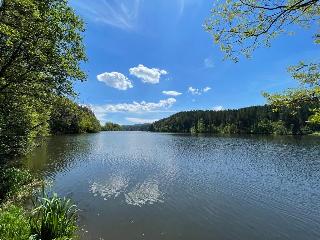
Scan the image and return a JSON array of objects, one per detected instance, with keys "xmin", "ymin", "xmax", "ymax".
[
  {"xmin": 122, "ymin": 124, "xmax": 152, "ymax": 131},
  {"xmin": 150, "ymin": 105, "xmax": 320, "ymax": 135},
  {"xmin": 101, "ymin": 122, "xmax": 122, "ymax": 131},
  {"xmin": 100, "ymin": 123, "xmax": 152, "ymax": 131}
]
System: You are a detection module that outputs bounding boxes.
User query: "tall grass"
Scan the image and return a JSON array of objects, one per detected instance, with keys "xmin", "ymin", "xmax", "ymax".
[
  {"xmin": 0, "ymin": 167, "xmax": 79, "ymax": 240},
  {"xmin": 30, "ymin": 193, "xmax": 78, "ymax": 239}
]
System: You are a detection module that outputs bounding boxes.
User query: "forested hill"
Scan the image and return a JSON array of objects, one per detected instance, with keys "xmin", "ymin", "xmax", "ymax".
[
  {"xmin": 122, "ymin": 124, "xmax": 151, "ymax": 131},
  {"xmin": 150, "ymin": 105, "xmax": 320, "ymax": 135}
]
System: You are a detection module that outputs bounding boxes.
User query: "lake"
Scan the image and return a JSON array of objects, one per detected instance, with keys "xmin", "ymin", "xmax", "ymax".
[{"xmin": 21, "ymin": 132, "xmax": 320, "ymax": 240}]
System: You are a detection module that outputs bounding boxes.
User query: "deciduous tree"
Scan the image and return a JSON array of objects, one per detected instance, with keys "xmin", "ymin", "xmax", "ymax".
[
  {"xmin": 205, "ymin": 0, "xmax": 320, "ymax": 124},
  {"xmin": 0, "ymin": 0, "xmax": 87, "ymax": 157}
]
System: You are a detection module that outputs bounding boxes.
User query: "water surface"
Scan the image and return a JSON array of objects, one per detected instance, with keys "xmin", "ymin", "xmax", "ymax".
[{"xmin": 22, "ymin": 132, "xmax": 320, "ymax": 240}]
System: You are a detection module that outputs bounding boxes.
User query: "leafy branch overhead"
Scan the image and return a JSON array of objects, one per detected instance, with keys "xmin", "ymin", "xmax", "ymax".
[
  {"xmin": 205, "ymin": 0, "xmax": 320, "ymax": 61},
  {"xmin": 205, "ymin": 0, "xmax": 320, "ymax": 125},
  {"xmin": 263, "ymin": 64, "xmax": 320, "ymax": 123}
]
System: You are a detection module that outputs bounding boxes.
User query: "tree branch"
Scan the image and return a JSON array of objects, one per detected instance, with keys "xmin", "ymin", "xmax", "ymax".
[{"xmin": 0, "ymin": 41, "xmax": 23, "ymax": 78}]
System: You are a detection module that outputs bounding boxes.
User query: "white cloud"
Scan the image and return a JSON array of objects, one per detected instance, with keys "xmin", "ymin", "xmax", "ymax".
[
  {"xmin": 71, "ymin": 0, "xmax": 141, "ymax": 30},
  {"xmin": 213, "ymin": 106, "xmax": 224, "ymax": 111},
  {"xmin": 204, "ymin": 58, "xmax": 214, "ymax": 68},
  {"xmin": 90, "ymin": 98, "xmax": 176, "ymax": 121},
  {"xmin": 162, "ymin": 90, "xmax": 182, "ymax": 96},
  {"xmin": 188, "ymin": 86, "xmax": 212, "ymax": 95},
  {"xmin": 97, "ymin": 72, "xmax": 133, "ymax": 90},
  {"xmin": 126, "ymin": 117, "xmax": 159, "ymax": 124},
  {"xmin": 188, "ymin": 87, "xmax": 201, "ymax": 95},
  {"xmin": 129, "ymin": 64, "xmax": 168, "ymax": 84},
  {"xmin": 203, "ymin": 87, "xmax": 212, "ymax": 92}
]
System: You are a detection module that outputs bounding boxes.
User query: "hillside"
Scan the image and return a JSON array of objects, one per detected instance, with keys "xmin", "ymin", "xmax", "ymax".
[{"xmin": 151, "ymin": 105, "xmax": 320, "ymax": 135}]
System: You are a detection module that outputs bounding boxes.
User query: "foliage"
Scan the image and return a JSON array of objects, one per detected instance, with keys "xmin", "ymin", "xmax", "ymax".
[
  {"xmin": 0, "ymin": 94, "xmax": 50, "ymax": 157},
  {"xmin": 190, "ymin": 125, "xmax": 197, "ymax": 134},
  {"xmin": 0, "ymin": 205, "xmax": 31, "ymax": 240},
  {"xmin": 0, "ymin": 194, "xmax": 78, "ymax": 240},
  {"xmin": 222, "ymin": 123, "xmax": 239, "ymax": 134},
  {"xmin": 190, "ymin": 119, "xmax": 207, "ymax": 134},
  {"xmin": 101, "ymin": 122, "xmax": 122, "ymax": 131},
  {"xmin": 205, "ymin": 0, "xmax": 320, "ymax": 61},
  {"xmin": 49, "ymin": 97, "xmax": 101, "ymax": 134},
  {"xmin": 205, "ymin": 0, "xmax": 320, "ymax": 125},
  {"xmin": 0, "ymin": 0, "xmax": 87, "ymax": 96},
  {"xmin": 264, "ymin": 62, "xmax": 320, "ymax": 124},
  {"xmin": 0, "ymin": 167, "xmax": 35, "ymax": 203},
  {"xmin": 76, "ymin": 107, "xmax": 101, "ymax": 133},
  {"xmin": 197, "ymin": 119, "xmax": 206, "ymax": 133},
  {"xmin": 122, "ymin": 124, "xmax": 152, "ymax": 131},
  {"xmin": 309, "ymin": 109, "xmax": 320, "ymax": 123},
  {"xmin": 0, "ymin": 167, "xmax": 77, "ymax": 240},
  {"xmin": 0, "ymin": 0, "xmax": 85, "ymax": 234},
  {"xmin": 0, "ymin": 168, "xmax": 34, "ymax": 240},
  {"xmin": 0, "ymin": 0, "xmax": 87, "ymax": 158},
  {"xmin": 252, "ymin": 120, "xmax": 274, "ymax": 134},
  {"xmin": 151, "ymin": 105, "xmax": 320, "ymax": 135},
  {"xmin": 271, "ymin": 121, "xmax": 289, "ymax": 135},
  {"xmin": 30, "ymin": 193, "xmax": 78, "ymax": 240}
]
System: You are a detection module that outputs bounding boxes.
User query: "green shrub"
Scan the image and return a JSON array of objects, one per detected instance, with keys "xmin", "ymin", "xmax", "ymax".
[
  {"xmin": 0, "ymin": 167, "xmax": 33, "ymax": 202},
  {"xmin": 300, "ymin": 125, "xmax": 313, "ymax": 135},
  {"xmin": 0, "ymin": 94, "xmax": 50, "ymax": 157},
  {"xmin": 0, "ymin": 167, "xmax": 78, "ymax": 239},
  {"xmin": 0, "ymin": 205, "xmax": 31, "ymax": 240},
  {"xmin": 222, "ymin": 124, "xmax": 239, "ymax": 134},
  {"xmin": 30, "ymin": 193, "xmax": 78, "ymax": 239},
  {"xmin": 252, "ymin": 120, "xmax": 273, "ymax": 134},
  {"xmin": 272, "ymin": 121, "xmax": 289, "ymax": 135},
  {"xmin": 308, "ymin": 109, "xmax": 320, "ymax": 125}
]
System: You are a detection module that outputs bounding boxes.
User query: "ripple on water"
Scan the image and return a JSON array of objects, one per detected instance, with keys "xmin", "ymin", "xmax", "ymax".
[{"xmin": 21, "ymin": 133, "xmax": 320, "ymax": 240}]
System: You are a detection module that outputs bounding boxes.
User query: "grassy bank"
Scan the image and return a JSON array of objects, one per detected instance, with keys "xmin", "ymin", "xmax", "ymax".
[{"xmin": 0, "ymin": 167, "xmax": 78, "ymax": 240}]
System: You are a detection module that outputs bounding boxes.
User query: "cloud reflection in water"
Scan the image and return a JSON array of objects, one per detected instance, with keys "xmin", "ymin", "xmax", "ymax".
[
  {"xmin": 125, "ymin": 180, "xmax": 164, "ymax": 207},
  {"xmin": 90, "ymin": 177, "xmax": 164, "ymax": 207},
  {"xmin": 90, "ymin": 175, "xmax": 129, "ymax": 200}
]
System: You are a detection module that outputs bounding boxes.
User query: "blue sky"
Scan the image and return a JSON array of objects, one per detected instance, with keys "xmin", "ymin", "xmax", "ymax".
[{"xmin": 70, "ymin": 0, "xmax": 319, "ymax": 125}]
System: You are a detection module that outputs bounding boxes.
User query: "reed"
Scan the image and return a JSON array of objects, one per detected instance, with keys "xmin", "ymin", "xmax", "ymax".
[{"xmin": 30, "ymin": 193, "xmax": 78, "ymax": 239}]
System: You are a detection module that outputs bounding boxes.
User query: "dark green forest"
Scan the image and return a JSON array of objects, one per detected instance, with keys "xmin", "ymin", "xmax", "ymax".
[
  {"xmin": 122, "ymin": 124, "xmax": 152, "ymax": 131},
  {"xmin": 151, "ymin": 105, "xmax": 320, "ymax": 135},
  {"xmin": 100, "ymin": 123, "xmax": 151, "ymax": 132}
]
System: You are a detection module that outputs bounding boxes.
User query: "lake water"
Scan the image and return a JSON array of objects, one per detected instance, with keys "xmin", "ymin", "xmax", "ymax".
[{"xmin": 22, "ymin": 132, "xmax": 320, "ymax": 240}]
